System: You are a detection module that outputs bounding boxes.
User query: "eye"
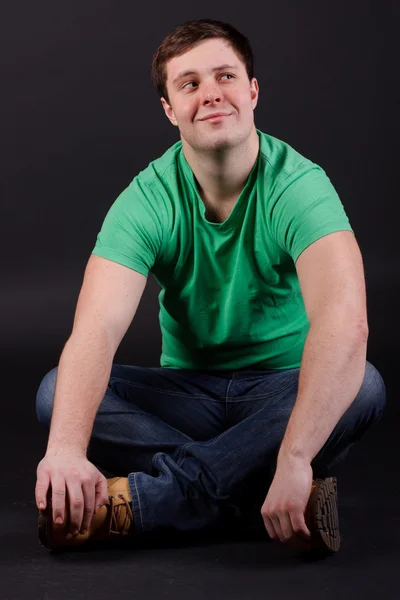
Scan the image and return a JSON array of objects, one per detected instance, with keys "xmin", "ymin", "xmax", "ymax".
[
  {"xmin": 182, "ymin": 73, "xmax": 235, "ymax": 90},
  {"xmin": 182, "ymin": 81, "xmax": 198, "ymax": 90}
]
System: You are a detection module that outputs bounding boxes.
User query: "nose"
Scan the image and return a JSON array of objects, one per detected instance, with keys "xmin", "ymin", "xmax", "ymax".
[
  {"xmin": 204, "ymin": 92, "xmax": 221, "ymax": 105},
  {"xmin": 201, "ymin": 83, "xmax": 222, "ymax": 106}
]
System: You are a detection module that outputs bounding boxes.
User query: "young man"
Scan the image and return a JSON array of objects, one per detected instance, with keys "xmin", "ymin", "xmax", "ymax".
[{"xmin": 35, "ymin": 19, "xmax": 386, "ymax": 554}]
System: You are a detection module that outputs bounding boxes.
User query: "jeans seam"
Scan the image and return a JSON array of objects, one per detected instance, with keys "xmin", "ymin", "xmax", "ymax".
[
  {"xmin": 225, "ymin": 373, "xmax": 235, "ymax": 401},
  {"xmin": 109, "ymin": 374, "xmax": 298, "ymax": 401},
  {"xmin": 109, "ymin": 378, "xmax": 224, "ymax": 400},
  {"xmin": 176, "ymin": 425, "xmax": 238, "ymax": 468},
  {"xmin": 177, "ymin": 443, "xmax": 194, "ymax": 466},
  {"xmin": 224, "ymin": 372, "xmax": 235, "ymax": 422},
  {"xmin": 132, "ymin": 474, "xmax": 144, "ymax": 533},
  {"xmin": 152, "ymin": 452, "xmax": 160, "ymax": 468},
  {"xmin": 227, "ymin": 380, "xmax": 297, "ymax": 401}
]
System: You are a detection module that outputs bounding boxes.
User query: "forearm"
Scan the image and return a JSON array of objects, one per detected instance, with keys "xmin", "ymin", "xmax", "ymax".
[
  {"xmin": 46, "ymin": 329, "xmax": 114, "ymax": 456},
  {"xmin": 277, "ymin": 314, "xmax": 368, "ymax": 466}
]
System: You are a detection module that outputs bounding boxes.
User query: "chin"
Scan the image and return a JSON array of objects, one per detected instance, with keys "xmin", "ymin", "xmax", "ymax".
[
  {"xmin": 193, "ymin": 130, "xmax": 239, "ymax": 152},
  {"xmin": 208, "ymin": 128, "xmax": 245, "ymax": 150},
  {"xmin": 204, "ymin": 134, "xmax": 232, "ymax": 150}
]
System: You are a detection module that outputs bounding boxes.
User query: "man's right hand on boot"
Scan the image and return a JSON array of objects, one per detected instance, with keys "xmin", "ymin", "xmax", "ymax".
[{"xmin": 35, "ymin": 452, "xmax": 109, "ymax": 536}]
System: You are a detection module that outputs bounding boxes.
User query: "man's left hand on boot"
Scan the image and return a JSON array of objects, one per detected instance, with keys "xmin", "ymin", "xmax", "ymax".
[{"xmin": 260, "ymin": 457, "xmax": 313, "ymax": 546}]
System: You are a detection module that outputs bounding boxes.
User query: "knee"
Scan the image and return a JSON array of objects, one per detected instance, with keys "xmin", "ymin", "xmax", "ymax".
[
  {"xmin": 36, "ymin": 366, "xmax": 58, "ymax": 427},
  {"xmin": 356, "ymin": 360, "xmax": 387, "ymax": 422}
]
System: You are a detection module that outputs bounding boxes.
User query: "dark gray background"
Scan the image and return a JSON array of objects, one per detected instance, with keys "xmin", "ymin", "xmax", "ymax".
[
  {"xmin": 2, "ymin": 1, "xmax": 398, "ymax": 388},
  {"xmin": 1, "ymin": 2, "xmax": 399, "ymax": 598}
]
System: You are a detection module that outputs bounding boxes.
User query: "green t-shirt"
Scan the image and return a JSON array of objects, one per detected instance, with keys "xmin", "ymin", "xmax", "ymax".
[{"xmin": 91, "ymin": 129, "xmax": 353, "ymax": 370}]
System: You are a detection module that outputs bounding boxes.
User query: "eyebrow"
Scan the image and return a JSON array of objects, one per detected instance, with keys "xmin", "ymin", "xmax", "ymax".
[{"xmin": 172, "ymin": 64, "xmax": 238, "ymax": 86}]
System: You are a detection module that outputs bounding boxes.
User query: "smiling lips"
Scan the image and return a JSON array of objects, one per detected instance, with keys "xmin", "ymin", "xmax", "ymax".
[{"xmin": 200, "ymin": 112, "xmax": 231, "ymax": 121}]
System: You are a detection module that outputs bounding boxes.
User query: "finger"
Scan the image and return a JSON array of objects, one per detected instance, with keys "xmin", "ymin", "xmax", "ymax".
[
  {"xmin": 279, "ymin": 512, "xmax": 295, "ymax": 543},
  {"xmin": 261, "ymin": 512, "xmax": 276, "ymax": 540},
  {"xmin": 51, "ymin": 476, "xmax": 66, "ymax": 526},
  {"xmin": 94, "ymin": 487, "xmax": 102, "ymax": 513},
  {"xmin": 35, "ymin": 471, "xmax": 50, "ymax": 510},
  {"xmin": 94, "ymin": 475, "xmax": 109, "ymax": 512},
  {"xmin": 262, "ymin": 510, "xmax": 285, "ymax": 543},
  {"xmin": 65, "ymin": 477, "xmax": 85, "ymax": 535},
  {"xmin": 79, "ymin": 477, "xmax": 96, "ymax": 534},
  {"xmin": 290, "ymin": 510, "xmax": 311, "ymax": 540},
  {"xmin": 270, "ymin": 514, "xmax": 286, "ymax": 543}
]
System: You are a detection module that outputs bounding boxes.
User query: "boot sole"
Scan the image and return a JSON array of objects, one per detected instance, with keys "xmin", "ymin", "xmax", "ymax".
[{"xmin": 307, "ymin": 476, "xmax": 340, "ymax": 553}]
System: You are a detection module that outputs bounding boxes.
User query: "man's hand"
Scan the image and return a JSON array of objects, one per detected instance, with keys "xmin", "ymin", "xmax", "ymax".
[
  {"xmin": 35, "ymin": 452, "xmax": 109, "ymax": 536},
  {"xmin": 261, "ymin": 457, "xmax": 313, "ymax": 548}
]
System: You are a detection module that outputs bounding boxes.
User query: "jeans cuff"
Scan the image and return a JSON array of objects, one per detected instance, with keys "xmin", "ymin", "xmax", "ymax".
[{"xmin": 128, "ymin": 472, "xmax": 145, "ymax": 537}]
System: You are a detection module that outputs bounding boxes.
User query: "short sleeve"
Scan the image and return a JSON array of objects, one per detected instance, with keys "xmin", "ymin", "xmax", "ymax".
[
  {"xmin": 91, "ymin": 177, "xmax": 164, "ymax": 277},
  {"xmin": 269, "ymin": 164, "xmax": 354, "ymax": 264}
]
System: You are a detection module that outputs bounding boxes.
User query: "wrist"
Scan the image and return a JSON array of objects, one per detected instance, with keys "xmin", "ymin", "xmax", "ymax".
[
  {"xmin": 277, "ymin": 448, "xmax": 311, "ymax": 469},
  {"xmin": 46, "ymin": 445, "xmax": 86, "ymax": 458}
]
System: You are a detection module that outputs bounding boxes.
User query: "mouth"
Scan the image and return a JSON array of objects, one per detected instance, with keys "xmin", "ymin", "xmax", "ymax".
[{"xmin": 200, "ymin": 113, "xmax": 231, "ymax": 122}]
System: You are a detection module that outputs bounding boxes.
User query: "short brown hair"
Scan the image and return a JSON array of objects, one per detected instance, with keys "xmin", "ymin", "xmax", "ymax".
[{"xmin": 151, "ymin": 19, "xmax": 255, "ymax": 104}]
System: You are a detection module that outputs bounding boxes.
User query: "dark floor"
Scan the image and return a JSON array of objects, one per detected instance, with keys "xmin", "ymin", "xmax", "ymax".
[{"xmin": 1, "ymin": 357, "xmax": 398, "ymax": 600}]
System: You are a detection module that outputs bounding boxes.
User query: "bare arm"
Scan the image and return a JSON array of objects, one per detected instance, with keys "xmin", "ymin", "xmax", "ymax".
[{"xmin": 46, "ymin": 254, "xmax": 147, "ymax": 457}]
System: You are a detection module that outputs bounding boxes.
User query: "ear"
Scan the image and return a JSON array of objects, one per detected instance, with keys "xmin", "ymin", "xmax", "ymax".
[
  {"xmin": 250, "ymin": 78, "xmax": 259, "ymax": 111},
  {"xmin": 161, "ymin": 97, "xmax": 179, "ymax": 127}
]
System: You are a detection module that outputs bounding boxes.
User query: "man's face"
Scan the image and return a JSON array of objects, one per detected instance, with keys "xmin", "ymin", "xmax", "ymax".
[{"xmin": 161, "ymin": 38, "xmax": 259, "ymax": 152}]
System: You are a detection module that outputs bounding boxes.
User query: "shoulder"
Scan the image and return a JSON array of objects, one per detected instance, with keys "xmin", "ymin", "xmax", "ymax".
[
  {"xmin": 256, "ymin": 129, "xmax": 320, "ymax": 186},
  {"xmin": 133, "ymin": 139, "xmax": 183, "ymax": 192},
  {"xmin": 112, "ymin": 139, "xmax": 183, "ymax": 231}
]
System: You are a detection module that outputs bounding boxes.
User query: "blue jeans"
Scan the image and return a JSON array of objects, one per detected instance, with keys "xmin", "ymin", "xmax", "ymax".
[{"xmin": 36, "ymin": 360, "xmax": 386, "ymax": 539}]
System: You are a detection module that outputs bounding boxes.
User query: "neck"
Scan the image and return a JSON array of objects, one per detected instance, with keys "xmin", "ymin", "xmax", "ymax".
[{"xmin": 181, "ymin": 126, "xmax": 259, "ymax": 205}]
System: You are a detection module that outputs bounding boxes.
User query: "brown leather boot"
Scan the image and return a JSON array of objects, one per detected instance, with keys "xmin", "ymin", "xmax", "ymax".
[
  {"xmin": 305, "ymin": 476, "xmax": 340, "ymax": 553},
  {"xmin": 38, "ymin": 477, "xmax": 134, "ymax": 550}
]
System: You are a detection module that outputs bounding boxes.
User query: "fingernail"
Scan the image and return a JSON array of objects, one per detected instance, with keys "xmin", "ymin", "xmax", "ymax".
[
  {"xmin": 39, "ymin": 503, "xmax": 44, "ymax": 510},
  {"xmin": 56, "ymin": 517, "xmax": 63, "ymax": 525},
  {"xmin": 73, "ymin": 529, "xmax": 79, "ymax": 536},
  {"xmin": 81, "ymin": 529, "xmax": 87, "ymax": 535}
]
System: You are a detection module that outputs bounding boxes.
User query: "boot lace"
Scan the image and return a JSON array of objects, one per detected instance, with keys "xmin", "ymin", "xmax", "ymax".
[{"xmin": 107, "ymin": 493, "xmax": 134, "ymax": 536}]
